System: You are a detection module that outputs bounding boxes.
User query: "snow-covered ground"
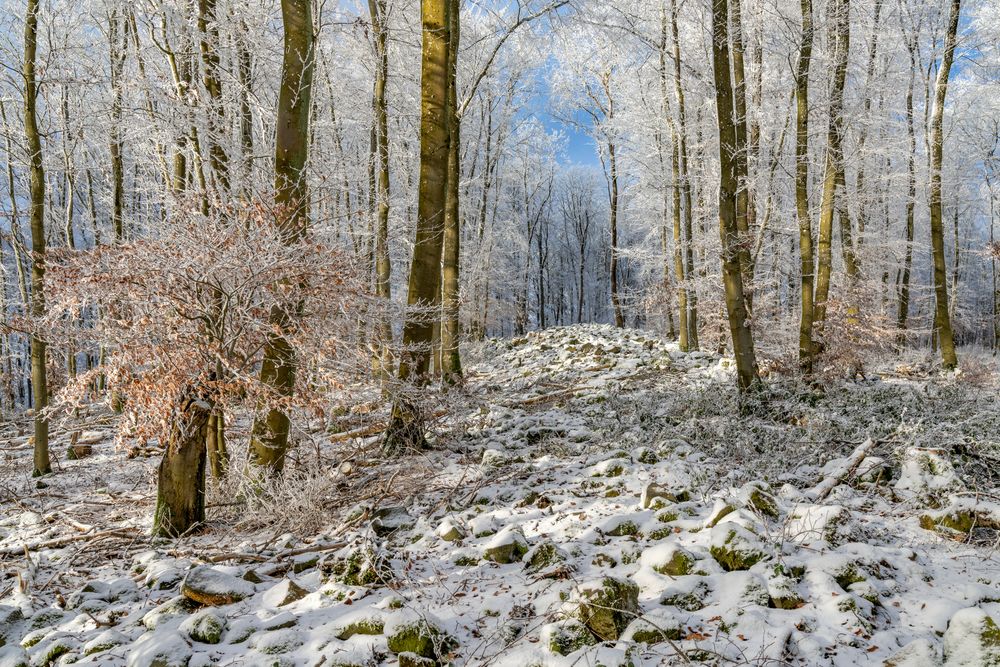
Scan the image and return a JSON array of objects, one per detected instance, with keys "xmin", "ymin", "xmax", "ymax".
[{"xmin": 3, "ymin": 324, "xmax": 1000, "ymax": 666}]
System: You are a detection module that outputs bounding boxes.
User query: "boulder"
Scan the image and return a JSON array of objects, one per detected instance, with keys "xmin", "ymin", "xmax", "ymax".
[
  {"xmin": 483, "ymin": 527, "xmax": 529, "ymax": 564},
  {"xmin": 523, "ymin": 540, "xmax": 569, "ymax": 575},
  {"xmin": 180, "ymin": 609, "xmax": 227, "ymax": 644},
  {"xmin": 541, "ymin": 619, "xmax": 596, "ymax": 656},
  {"xmin": 640, "ymin": 543, "xmax": 694, "ymax": 576},
  {"xmin": 384, "ymin": 610, "xmax": 455, "ymax": 660},
  {"xmin": 262, "ymin": 579, "xmax": 310, "ymax": 608},
  {"xmin": 574, "ymin": 576, "xmax": 640, "ymax": 641},
  {"xmin": 180, "ymin": 566, "xmax": 255, "ymax": 606},
  {"xmin": 371, "ymin": 507, "xmax": 415, "ymax": 537},
  {"xmin": 943, "ymin": 608, "xmax": 1000, "ymax": 666},
  {"xmin": 709, "ymin": 523, "xmax": 769, "ymax": 571}
]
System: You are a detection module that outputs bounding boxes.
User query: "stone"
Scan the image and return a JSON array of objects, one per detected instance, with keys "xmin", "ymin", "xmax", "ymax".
[
  {"xmin": 641, "ymin": 483, "xmax": 687, "ymax": 509},
  {"xmin": 767, "ymin": 574, "xmax": 804, "ymax": 610},
  {"xmin": 125, "ymin": 633, "xmax": 193, "ymax": 667},
  {"xmin": 943, "ymin": 607, "xmax": 1000, "ymax": 666},
  {"xmin": 524, "ymin": 540, "xmax": 569, "ymax": 575},
  {"xmin": 262, "ymin": 579, "xmax": 310, "ymax": 608},
  {"xmin": 333, "ymin": 610, "xmax": 385, "ymax": 640},
  {"xmin": 483, "ymin": 527, "xmax": 529, "ymax": 564},
  {"xmin": 321, "ymin": 546, "xmax": 394, "ymax": 587},
  {"xmin": 541, "ymin": 619, "xmax": 596, "ymax": 656},
  {"xmin": 622, "ymin": 613, "xmax": 682, "ymax": 645},
  {"xmin": 660, "ymin": 579, "xmax": 711, "ymax": 611},
  {"xmin": 641, "ymin": 543, "xmax": 694, "ymax": 576},
  {"xmin": 709, "ymin": 523, "xmax": 769, "ymax": 571},
  {"xmin": 786, "ymin": 504, "xmax": 853, "ymax": 545},
  {"xmin": 574, "ymin": 576, "xmax": 641, "ymax": 641},
  {"xmin": 884, "ymin": 639, "xmax": 942, "ymax": 666},
  {"xmin": 142, "ymin": 595, "xmax": 199, "ymax": 631},
  {"xmin": 0, "ymin": 646, "xmax": 28, "ymax": 667},
  {"xmin": 371, "ymin": 507, "xmax": 415, "ymax": 537},
  {"xmin": 83, "ymin": 630, "xmax": 129, "ymax": 656},
  {"xmin": 384, "ymin": 610, "xmax": 455, "ymax": 660},
  {"xmin": 180, "ymin": 609, "xmax": 227, "ymax": 644},
  {"xmin": 180, "ymin": 566, "xmax": 255, "ymax": 606},
  {"xmin": 436, "ymin": 518, "xmax": 466, "ymax": 543}
]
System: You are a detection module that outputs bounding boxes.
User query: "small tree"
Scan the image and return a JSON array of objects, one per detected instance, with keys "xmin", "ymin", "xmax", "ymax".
[{"xmin": 42, "ymin": 199, "xmax": 366, "ymax": 537}]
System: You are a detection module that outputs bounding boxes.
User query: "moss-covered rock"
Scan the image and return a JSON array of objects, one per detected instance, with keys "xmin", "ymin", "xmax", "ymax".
[
  {"xmin": 483, "ymin": 528, "xmax": 529, "ymax": 564},
  {"xmin": 436, "ymin": 518, "xmax": 466, "ymax": 542},
  {"xmin": 746, "ymin": 487, "xmax": 779, "ymax": 519},
  {"xmin": 384, "ymin": 611, "xmax": 455, "ymax": 660},
  {"xmin": 334, "ymin": 616, "xmax": 385, "ymax": 640},
  {"xmin": 605, "ymin": 519, "xmax": 639, "ymax": 537},
  {"xmin": 542, "ymin": 619, "xmax": 597, "ymax": 656},
  {"xmin": 524, "ymin": 540, "xmax": 569, "ymax": 575},
  {"xmin": 574, "ymin": 576, "xmax": 640, "ymax": 641},
  {"xmin": 321, "ymin": 546, "xmax": 394, "ymax": 587},
  {"xmin": 705, "ymin": 501, "xmax": 736, "ymax": 528},
  {"xmin": 767, "ymin": 574, "xmax": 804, "ymax": 610},
  {"xmin": 142, "ymin": 595, "xmax": 199, "ymax": 631},
  {"xmin": 82, "ymin": 630, "xmax": 129, "ymax": 656},
  {"xmin": 709, "ymin": 523, "xmax": 769, "ymax": 571},
  {"xmin": 641, "ymin": 483, "xmax": 689, "ymax": 509},
  {"xmin": 262, "ymin": 579, "xmax": 310, "ymax": 608},
  {"xmin": 943, "ymin": 608, "xmax": 1000, "ymax": 666},
  {"xmin": 397, "ymin": 652, "xmax": 436, "ymax": 667},
  {"xmin": 180, "ymin": 609, "xmax": 227, "ymax": 644},
  {"xmin": 660, "ymin": 579, "xmax": 711, "ymax": 611},
  {"xmin": 641, "ymin": 544, "xmax": 694, "ymax": 576},
  {"xmin": 622, "ymin": 614, "xmax": 682, "ymax": 645},
  {"xmin": 26, "ymin": 632, "xmax": 76, "ymax": 666}
]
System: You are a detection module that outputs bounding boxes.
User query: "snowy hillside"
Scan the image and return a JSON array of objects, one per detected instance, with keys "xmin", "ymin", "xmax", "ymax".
[{"xmin": 3, "ymin": 325, "xmax": 1000, "ymax": 666}]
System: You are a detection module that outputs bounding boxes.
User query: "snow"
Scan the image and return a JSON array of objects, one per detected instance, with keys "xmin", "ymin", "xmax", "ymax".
[{"xmin": 2, "ymin": 324, "xmax": 1000, "ymax": 665}]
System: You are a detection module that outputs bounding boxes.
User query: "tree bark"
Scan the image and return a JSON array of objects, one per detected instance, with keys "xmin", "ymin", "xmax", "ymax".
[
  {"xmin": 671, "ymin": 0, "xmax": 697, "ymax": 348},
  {"xmin": 383, "ymin": 0, "xmax": 451, "ymax": 452},
  {"xmin": 249, "ymin": 0, "xmax": 314, "ymax": 473},
  {"xmin": 897, "ymin": 28, "xmax": 918, "ymax": 339},
  {"xmin": 369, "ymin": 0, "xmax": 393, "ymax": 385},
  {"xmin": 25, "ymin": 0, "xmax": 50, "ymax": 476},
  {"xmin": 711, "ymin": 0, "xmax": 759, "ymax": 391},
  {"xmin": 441, "ymin": 0, "xmax": 462, "ymax": 382},
  {"xmin": 928, "ymin": 0, "xmax": 961, "ymax": 369},
  {"xmin": 795, "ymin": 0, "xmax": 815, "ymax": 370},
  {"xmin": 812, "ymin": 0, "xmax": 849, "ymax": 354},
  {"xmin": 152, "ymin": 393, "xmax": 210, "ymax": 537}
]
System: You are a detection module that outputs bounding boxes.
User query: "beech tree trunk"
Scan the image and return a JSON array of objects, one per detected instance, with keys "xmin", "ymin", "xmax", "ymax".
[
  {"xmin": 369, "ymin": 0, "xmax": 393, "ymax": 384},
  {"xmin": 795, "ymin": 0, "xmax": 815, "ymax": 370},
  {"xmin": 711, "ymin": 0, "xmax": 759, "ymax": 391},
  {"xmin": 383, "ymin": 0, "xmax": 451, "ymax": 451},
  {"xmin": 249, "ymin": 0, "xmax": 314, "ymax": 473},
  {"xmin": 812, "ymin": 0, "xmax": 849, "ymax": 354},
  {"xmin": 25, "ymin": 0, "xmax": 50, "ymax": 476},
  {"xmin": 441, "ymin": 0, "xmax": 462, "ymax": 382},
  {"xmin": 928, "ymin": 0, "xmax": 961, "ymax": 369}
]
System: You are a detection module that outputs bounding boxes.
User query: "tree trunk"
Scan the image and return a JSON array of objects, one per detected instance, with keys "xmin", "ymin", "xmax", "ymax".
[
  {"xmin": 152, "ymin": 393, "xmax": 210, "ymax": 537},
  {"xmin": 441, "ymin": 0, "xmax": 462, "ymax": 382},
  {"xmin": 795, "ymin": 0, "xmax": 815, "ymax": 370},
  {"xmin": 369, "ymin": 0, "xmax": 393, "ymax": 385},
  {"xmin": 25, "ymin": 0, "xmax": 50, "ymax": 476},
  {"xmin": 928, "ymin": 0, "xmax": 961, "ymax": 369},
  {"xmin": 897, "ymin": 32, "xmax": 918, "ymax": 339},
  {"xmin": 249, "ymin": 0, "xmax": 314, "ymax": 473},
  {"xmin": 383, "ymin": 0, "xmax": 451, "ymax": 452},
  {"xmin": 198, "ymin": 0, "xmax": 229, "ymax": 192},
  {"xmin": 609, "ymin": 140, "xmax": 623, "ymax": 328},
  {"xmin": 711, "ymin": 0, "xmax": 759, "ymax": 391},
  {"xmin": 812, "ymin": 0, "xmax": 849, "ymax": 354},
  {"xmin": 671, "ymin": 0, "xmax": 697, "ymax": 348},
  {"xmin": 110, "ymin": 7, "xmax": 126, "ymax": 242}
]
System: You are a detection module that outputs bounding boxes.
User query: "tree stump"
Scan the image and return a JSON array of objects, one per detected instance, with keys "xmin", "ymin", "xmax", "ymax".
[{"xmin": 152, "ymin": 392, "xmax": 211, "ymax": 538}]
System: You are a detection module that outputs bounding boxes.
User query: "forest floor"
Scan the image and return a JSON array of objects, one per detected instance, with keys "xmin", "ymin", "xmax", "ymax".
[{"xmin": 3, "ymin": 324, "xmax": 1000, "ymax": 666}]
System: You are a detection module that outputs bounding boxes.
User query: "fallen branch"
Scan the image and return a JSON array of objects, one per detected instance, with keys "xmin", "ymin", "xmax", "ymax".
[
  {"xmin": 4, "ymin": 527, "xmax": 141, "ymax": 556},
  {"xmin": 805, "ymin": 438, "xmax": 877, "ymax": 502}
]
